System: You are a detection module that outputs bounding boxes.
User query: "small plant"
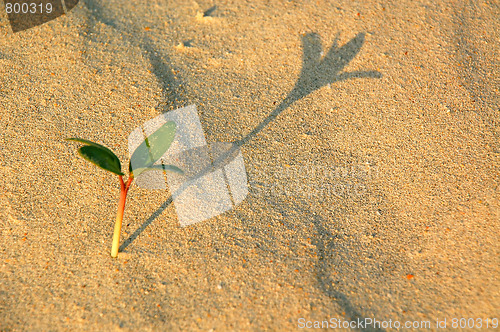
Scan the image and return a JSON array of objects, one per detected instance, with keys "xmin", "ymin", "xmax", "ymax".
[{"xmin": 66, "ymin": 121, "xmax": 181, "ymax": 258}]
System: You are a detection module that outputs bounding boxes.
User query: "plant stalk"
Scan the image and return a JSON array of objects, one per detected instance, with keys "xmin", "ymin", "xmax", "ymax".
[{"xmin": 110, "ymin": 174, "xmax": 134, "ymax": 258}]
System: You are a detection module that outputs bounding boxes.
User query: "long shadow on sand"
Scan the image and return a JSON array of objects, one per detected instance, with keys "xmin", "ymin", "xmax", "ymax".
[
  {"xmin": 81, "ymin": 2, "xmax": 383, "ymax": 327},
  {"xmin": 119, "ymin": 32, "xmax": 384, "ymax": 329},
  {"xmin": 120, "ymin": 32, "xmax": 381, "ymax": 252}
]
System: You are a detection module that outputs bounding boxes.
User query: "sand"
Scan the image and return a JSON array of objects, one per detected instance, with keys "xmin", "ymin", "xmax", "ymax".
[{"xmin": 0, "ymin": 0, "xmax": 498, "ymax": 330}]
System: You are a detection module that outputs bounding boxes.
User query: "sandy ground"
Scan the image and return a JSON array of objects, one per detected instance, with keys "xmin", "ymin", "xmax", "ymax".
[{"xmin": 0, "ymin": 0, "xmax": 498, "ymax": 330}]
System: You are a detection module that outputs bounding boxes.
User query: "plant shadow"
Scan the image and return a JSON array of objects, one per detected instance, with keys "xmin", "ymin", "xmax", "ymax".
[
  {"xmin": 81, "ymin": 2, "xmax": 386, "ymax": 324},
  {"xmin": 121, "ymin": 31, "xmax": 381, "ymax": 251},
  {"xmin": 237, "ymin": 32, "xmax": 381, "ymax": 146}
]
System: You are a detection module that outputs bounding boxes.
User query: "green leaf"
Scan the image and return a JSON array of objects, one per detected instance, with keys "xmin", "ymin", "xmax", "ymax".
[
  {"xmin": 77, "ymin": 145, "xmax": 124, "ymax": 176},
  {"xmin": 161, "ymin": 164, "xmax": 184, "ymax": 174},
  {"xmin": 133, "ymin": 164, "xmax": 184, "ymax": 177},
  {"xmin": 130, "ymin": 121, "xmax": 177, "ymax": 176},
  {"xmin": 66, "ymin": 138, "xmax": 118, "ymax": 158},
  {"xmin": 66, "ymin": 137, "xmax": 123, "ymax": 175}
]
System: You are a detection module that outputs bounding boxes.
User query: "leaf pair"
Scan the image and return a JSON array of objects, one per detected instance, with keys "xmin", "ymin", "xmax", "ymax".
[
  {"xmin": 129, "ymin": 121, "xmax": 182, "ymax": 176},
  {"xmin": 67, "ymin": 121, "xmax": 182, "ymax": 176}
]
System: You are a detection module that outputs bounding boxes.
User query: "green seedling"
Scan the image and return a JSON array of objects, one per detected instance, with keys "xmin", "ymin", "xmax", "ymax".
[{"xmin": 66, "ymin": 121, "xmax": 182, "ymax": 258}]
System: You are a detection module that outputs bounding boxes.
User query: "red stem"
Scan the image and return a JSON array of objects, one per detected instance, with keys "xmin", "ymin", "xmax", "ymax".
[{"xmin": 111, "ymin": 174, "xmax": 134, "ymax": 257}]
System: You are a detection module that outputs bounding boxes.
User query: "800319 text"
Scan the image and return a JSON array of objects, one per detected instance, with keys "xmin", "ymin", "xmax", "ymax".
[{"xmin": 5, "ymin": 2, "xmax": 53, "ymax": 14}]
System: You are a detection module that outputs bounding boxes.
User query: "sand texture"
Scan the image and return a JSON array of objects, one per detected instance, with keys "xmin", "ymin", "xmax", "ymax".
[{"xmin": 0, "ymin": 0, "xmax": 498, "ymax": 330}]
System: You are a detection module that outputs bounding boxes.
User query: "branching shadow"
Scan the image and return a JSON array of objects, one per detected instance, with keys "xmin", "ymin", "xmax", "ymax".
[
  {"xmin": 121, "ymin": 32, "xmax": 382, "ymax": 251},
  {"xmin": 237, "ymin": 32, "xmax": 381, "ymax": 146}
]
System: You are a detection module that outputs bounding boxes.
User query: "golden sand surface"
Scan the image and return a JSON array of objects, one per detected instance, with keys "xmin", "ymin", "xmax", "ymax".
[{"xmin": 0, "ymin": 0, "xmax": 498, "ymax": 330}]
